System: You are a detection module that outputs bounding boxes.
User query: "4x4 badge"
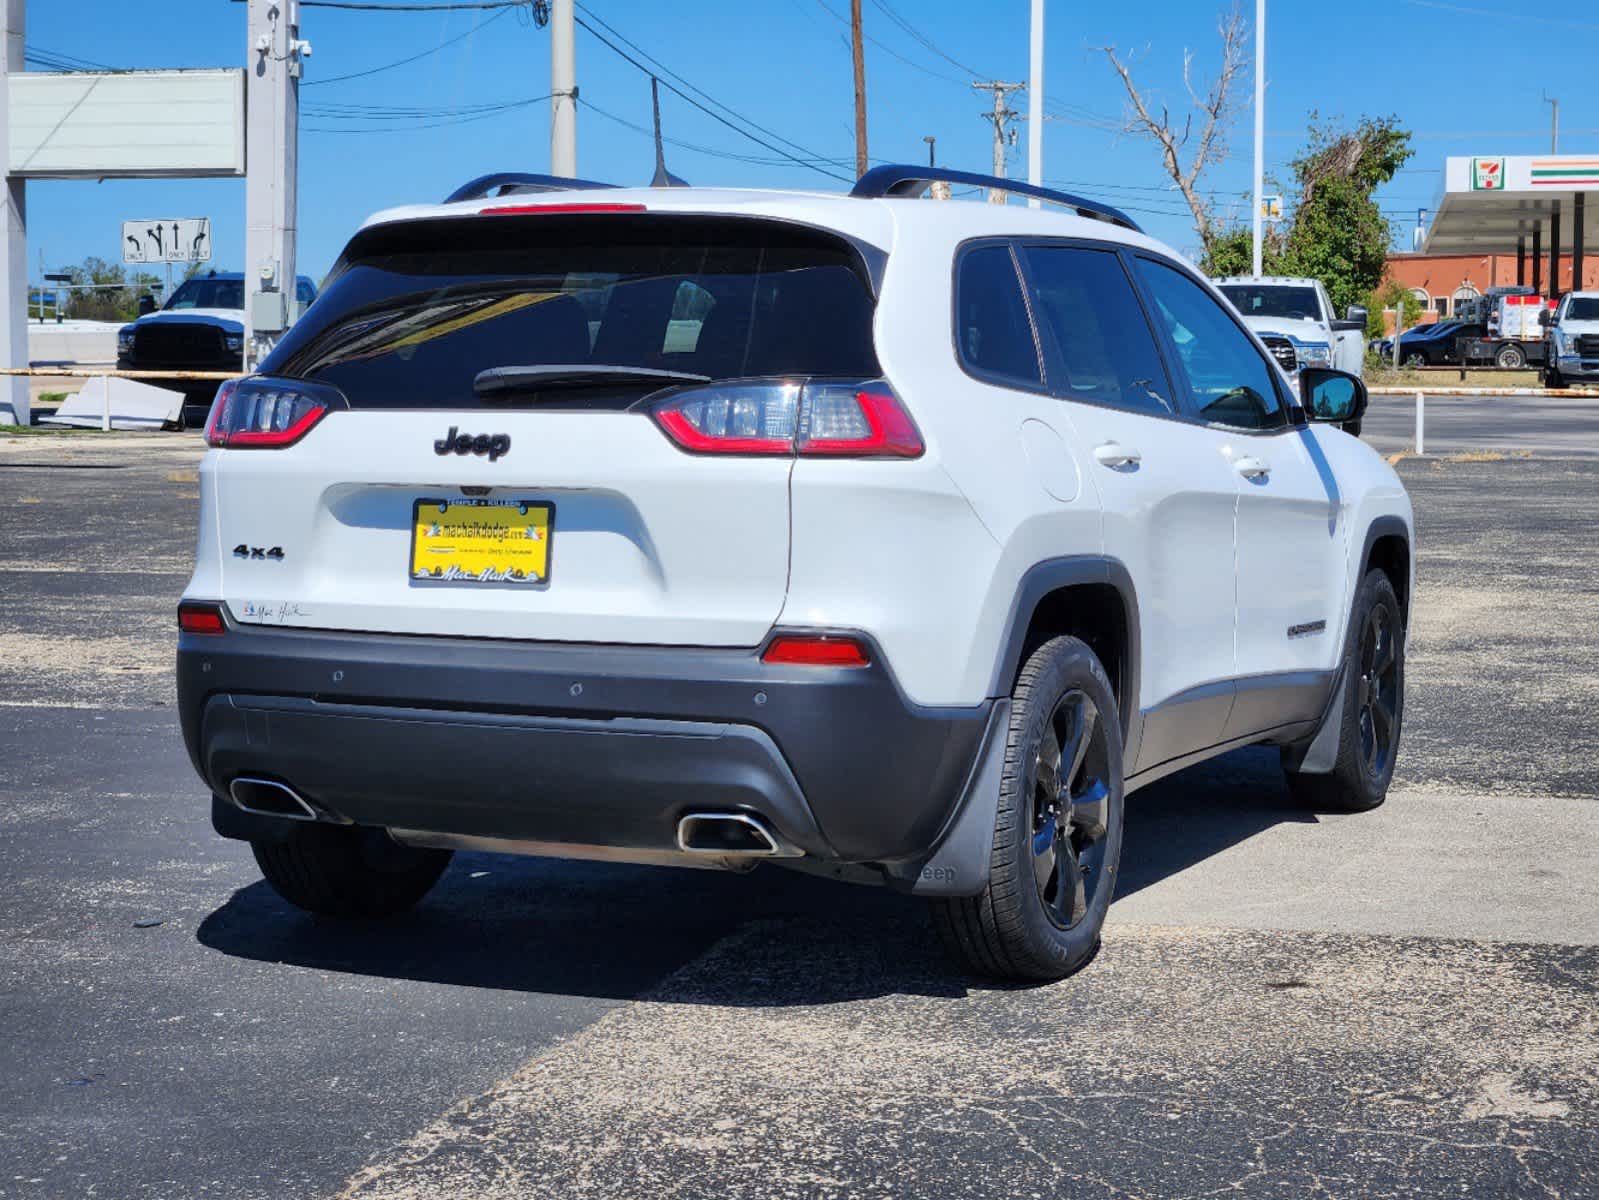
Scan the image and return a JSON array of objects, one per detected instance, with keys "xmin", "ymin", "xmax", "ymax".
[{"xmin": 434, "ymin": 426, "xmax": 511, "ymax": 462}]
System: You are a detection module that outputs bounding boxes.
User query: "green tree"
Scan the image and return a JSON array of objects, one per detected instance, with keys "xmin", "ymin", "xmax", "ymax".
[
  {"xmin": 1281, "ymin": 115, "xmax": 1413, "ymax": 315},
  {"xmin": 62, "ymin": 257, "xmax": 163, "ymax": 322},
  {"xmin": 1199, "ymin": 223, "xmax": 1288, "ymax": 278},
  {"xmin": 1366, "ymin": 279, "xmax": 1424, "ymax": 342},
  {"xmin": 1202, "ymin": 115, "xmax": 1413, "ymax": 311}
]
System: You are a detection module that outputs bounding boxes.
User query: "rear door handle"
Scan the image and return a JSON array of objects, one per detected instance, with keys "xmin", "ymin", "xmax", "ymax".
[
  {"xmin": 1092, "ymin": 442, "xmax": 1142, "ymax": 469},
  {"xmin": 1233, "ymin": 455, "xmax": 1271, "ymax": 480}
]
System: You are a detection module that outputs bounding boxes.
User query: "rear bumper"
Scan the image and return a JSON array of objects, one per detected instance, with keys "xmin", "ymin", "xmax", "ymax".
[{"xmin": 177, "ymin": 619, "xmax": 992, "ymax": 872}]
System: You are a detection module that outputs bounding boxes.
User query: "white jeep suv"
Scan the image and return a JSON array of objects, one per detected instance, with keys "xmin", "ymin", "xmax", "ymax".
[{"xmin": 178, "ymin": 167, "xmax": 1413, "ymax": 980}]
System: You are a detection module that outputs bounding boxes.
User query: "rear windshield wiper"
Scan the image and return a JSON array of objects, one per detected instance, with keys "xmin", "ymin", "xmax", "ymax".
[{"xmin": 473, "ymin": 364, "xmax": 711, "ymax": 397}]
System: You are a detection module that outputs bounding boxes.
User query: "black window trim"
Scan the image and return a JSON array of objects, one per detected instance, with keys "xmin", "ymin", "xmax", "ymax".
[
  {"xmin": 1124, "ymin": 249, "xmax": 1300, "ymax": 438},
  {"xmin": 950, "ymin": 236, "xmax": 1051, "ymax": 397},
  {"xmin": 1011, "ymin": 236, "xmax": 1186, "ymax": 425}
]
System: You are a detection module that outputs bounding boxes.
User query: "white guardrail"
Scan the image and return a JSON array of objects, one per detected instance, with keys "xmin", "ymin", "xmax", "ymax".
[{"xmin": 1366, "ymin": 385, "xmax": 1597, "ymax": 457}]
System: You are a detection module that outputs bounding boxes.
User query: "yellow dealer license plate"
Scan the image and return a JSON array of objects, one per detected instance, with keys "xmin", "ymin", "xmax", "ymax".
[{"xmin": 410, "ymin": 498, "xmax": 552, "ymax": 585}]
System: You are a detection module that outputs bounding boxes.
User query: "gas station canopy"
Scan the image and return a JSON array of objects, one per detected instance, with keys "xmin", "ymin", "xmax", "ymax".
[{"xmin": 1422, "ymin": 155, "xmax": 1595, "ymax": 256}]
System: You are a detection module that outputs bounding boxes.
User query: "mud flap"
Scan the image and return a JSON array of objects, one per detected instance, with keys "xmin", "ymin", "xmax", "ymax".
[
  {"xmin": 1282, "ymin": 664, "xmax": 1347, "ymax": 775},
  {"xmin": 884, "ymin": 699, "xmax": 1010, "ymax": 897}
]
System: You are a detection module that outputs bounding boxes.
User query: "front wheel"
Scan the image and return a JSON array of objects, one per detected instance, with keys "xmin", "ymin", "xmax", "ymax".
[
  {"xmin": 1403, "ymin": 351, "xmax": 1427, "ymax": 368},
  {"xmin": 933, "ymin": 637, "xmax": 1125, "ymax": 981},
  {"xmin": 1284, "ymin": 569, "xmax": 1405, "ymax": 812},
  {"xmin": 252, "ymin": 823, "xmax": 452, "ymax": 918},
  {"xmin": 1544, "ymin": 367, "xmax": 1565, "ymax": 389}
]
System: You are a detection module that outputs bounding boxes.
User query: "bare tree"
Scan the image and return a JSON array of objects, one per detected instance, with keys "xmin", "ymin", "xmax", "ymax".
[{"xmin": 1101, "ymin": 4, "xmax": 1249, "ymax": 252}]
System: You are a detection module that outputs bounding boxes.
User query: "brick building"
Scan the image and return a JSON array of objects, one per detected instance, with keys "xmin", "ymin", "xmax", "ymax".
[{"xmin": 1383, "ymin": 252, "xmax": 1599, "ymax": 328}]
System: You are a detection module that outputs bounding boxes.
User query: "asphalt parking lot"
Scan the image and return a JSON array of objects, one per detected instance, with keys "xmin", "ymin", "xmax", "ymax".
[{"xmin": 2, "ymin": 424, "xmax": 1597, "ymax": 1199}]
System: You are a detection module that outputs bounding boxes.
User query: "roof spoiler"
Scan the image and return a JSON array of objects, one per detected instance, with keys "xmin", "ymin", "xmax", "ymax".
[
  {"xmin": 444, "ymin": 172, "xmax": 620, "ymax": 204},
  {"xmin": 850, "ymin": 165, "xmax": 1142, "ymax": 233}
]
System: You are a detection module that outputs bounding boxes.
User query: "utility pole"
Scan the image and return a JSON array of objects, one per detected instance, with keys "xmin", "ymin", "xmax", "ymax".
[
  {"xmin": 974, "ymin": 81, "xmax": 1025, "ymax": 203},
  {"xmin": 1027, "ymin": 0, "xmax": 1044, "ymax": 208},
  {"xmin": 551, "ymin": 0, "xmax": 576, "ymax": 175},
  {"xmin": 850, "ymin": 0, "xmax": 868, "ymax": 178},
  {"xmin": 1543, "ymin": 92, "xmax": 1559, "ymax": 154},
  {"xmin": 0, "ymin": 0, "xmax": 25, "ymax": 424},
  {"xmin": 1251, "ymin": 0, "xmax": 1265, "ymax": 276},
  {"xmin": 245, "ymin": 0, "xmax": 306, "ymax": 371}
]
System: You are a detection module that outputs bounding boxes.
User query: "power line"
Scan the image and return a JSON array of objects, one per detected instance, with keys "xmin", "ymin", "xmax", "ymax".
[
  {"xmin": 304, "ymin": 95, "xmax": 552, "ymax": 132},
  {"xmin": 573, "ymin": 5, "xmax": 839, "ymax": 168},
  {"xmin": 570, "ymin": 14, "xmax": 853, "ymax": 183},
  {"xmin": 304, "ymin": 7, "xmax": 512, "ymax": 85},
  {"xmin": 230, "ymin": 0, "xmax": 534, "ymax": 10},
  {"xmin": 867, "ymin": 0, "xmax": 988, "ymax": 79}
]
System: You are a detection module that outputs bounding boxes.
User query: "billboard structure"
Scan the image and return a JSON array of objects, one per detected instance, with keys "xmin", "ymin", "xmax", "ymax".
[
  {"xmin": 0, "ymin": 0, "xmax": 297, "ymax": 426},
  {"xmin": 8, "ymin": 70, "xmax": 245, "ymax": 179}
]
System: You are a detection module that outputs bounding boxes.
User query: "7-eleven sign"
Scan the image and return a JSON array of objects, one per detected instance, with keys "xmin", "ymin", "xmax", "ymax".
[{"xmin": 1472, "ymin": 157, "xmax": 1506, "ymax": 191}]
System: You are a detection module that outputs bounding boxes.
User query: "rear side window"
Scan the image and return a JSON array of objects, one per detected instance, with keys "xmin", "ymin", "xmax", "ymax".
[
  {"xmin": 1021, "ymin": 245, "xmax": 1176, "ymax": 417},
  {"xmin": 1133, "ymin": 258, "xmax": 1287, "ymax": 431},
  {"xmin": 954, "ymin": 243, "xmax": 1042, "ymax": 388},
  {"xmin": 267, "ymin": 216, "xmax": 879, "ymax": 408}
]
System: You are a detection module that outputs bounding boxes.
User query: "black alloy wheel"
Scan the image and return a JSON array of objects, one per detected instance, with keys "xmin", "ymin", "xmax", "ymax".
[
  {"xmin": 1030, "ymin": 689, "xmax": 1112, "ymax": 930},
  {"xmin": 1355, "ymin": 604, "xmax": 1400, "ymax": 780}
]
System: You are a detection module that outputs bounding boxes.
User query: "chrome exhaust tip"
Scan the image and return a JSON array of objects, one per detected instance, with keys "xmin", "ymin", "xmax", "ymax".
[
  {"xmin": 228, "ymin": 777, "xmax": 320, "ymax": 822},
  {"xmin": 675, "ymin": 811, "xmax": 797, "ymax": 858}
]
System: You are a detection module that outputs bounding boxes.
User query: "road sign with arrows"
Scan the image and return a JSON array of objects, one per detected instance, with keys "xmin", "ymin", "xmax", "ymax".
[{"xmin": 121, "ymin": 218, "xmax": 212, "ymax": 264}]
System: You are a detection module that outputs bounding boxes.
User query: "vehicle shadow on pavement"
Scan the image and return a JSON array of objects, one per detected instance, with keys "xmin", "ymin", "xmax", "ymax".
[
  {"xmin": 195, "ymin": 746, "xmax": 1313, "ymax": 1006},
  {"xmin": 1117, "ymin": 745, "xmax": 1319, "ymax": 899}
]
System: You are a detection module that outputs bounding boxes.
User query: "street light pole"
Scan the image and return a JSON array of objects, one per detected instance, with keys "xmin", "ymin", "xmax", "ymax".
[
  {"xmin": 1251, "ymin": 0, "xmax": 1265, "ymax": 276},
  {"xmin": 1027, "ymin": 0, "xmax": 1043, "ymax": 208},
  {"xmin": 551, "ymin": 0, "xmax": 576, "ymax": 175}
]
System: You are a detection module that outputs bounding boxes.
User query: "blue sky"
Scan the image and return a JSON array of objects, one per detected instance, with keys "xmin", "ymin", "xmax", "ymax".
[{"xmin": 22, "ymin": 0, "xmax": 1599, "ymax": 282}]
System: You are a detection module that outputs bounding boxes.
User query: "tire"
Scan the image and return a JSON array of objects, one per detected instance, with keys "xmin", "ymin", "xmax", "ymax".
[
  {"xmin": 1284, "ymin": 569, "xmax": 1405, "ymax": 813},
  {"xmin": 1496, "ymin": 344, "xmax": 1526, "ymax": 369},
  {"xmin": 933, "ymin": 636, "xmax": 1125, "ymax": 981},
  {"xmin": 1545, "ymin": 367, "xmax": 1564, "ymax": 389},
  {"xmin": 1403, "ymin": 351, "xmax": 1427, "ymax": 368},
  {"xmin": 252, "ymin": 823, "xmax": 452, "ymax": 918}
]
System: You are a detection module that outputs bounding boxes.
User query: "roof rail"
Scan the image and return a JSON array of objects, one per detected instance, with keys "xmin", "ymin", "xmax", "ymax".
[
  {"xmin": 444, "ymin": 172, "xmax": 619, "ymax": 205},
  {"xmin": 850, "ymin": 165, "xmax": 1142, "ymax": 233}
]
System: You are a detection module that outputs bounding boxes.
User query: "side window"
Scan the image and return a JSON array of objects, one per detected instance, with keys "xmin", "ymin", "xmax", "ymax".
[
  {"xmin": 954, "ymin": 243, "xmax": 1042, "ymax": 388},
  {"xmin": 1133, "ymin": 258, "xmax": 1287, "ymax": 431},
  {"xmin": 1020, "ymin": 245, "xmax": 1176, "ymax": 417}
]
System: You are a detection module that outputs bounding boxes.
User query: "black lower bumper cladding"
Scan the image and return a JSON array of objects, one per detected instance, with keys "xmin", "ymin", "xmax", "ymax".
[{"xmin": 178, "ymin": 619, "xmax": 993, "ymax": 876}]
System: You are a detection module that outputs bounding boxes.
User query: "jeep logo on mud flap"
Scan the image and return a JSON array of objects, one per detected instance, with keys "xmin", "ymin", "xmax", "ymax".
[{"xmin": 434, "ymin": 426, "xmax": 511, "ymax": 462}]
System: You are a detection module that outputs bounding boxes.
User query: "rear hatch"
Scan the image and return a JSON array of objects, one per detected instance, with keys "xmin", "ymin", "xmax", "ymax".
[{"xmin": 209, "ymin": 211, "xmax": 881, "ymax": 646}]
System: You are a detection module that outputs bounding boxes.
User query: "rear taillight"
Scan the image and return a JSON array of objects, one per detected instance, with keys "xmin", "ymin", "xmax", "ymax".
[
  {"xmin": 205, "ymin": 376, "xmax": 345, "ymax": 449},
  {"xmin": 762, "ymin": 634, "xmax": 872, "ymax": 667},
  {"xmin": 178, "ymin": 601, "xmax": 226, "ymax": 635},
  {"xmin": 650, "ymin": 379, "xmax": 923, "ymax": 459}
]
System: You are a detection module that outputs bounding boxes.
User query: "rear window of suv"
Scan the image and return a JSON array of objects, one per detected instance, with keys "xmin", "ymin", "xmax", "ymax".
[{"xmin": 266, "ymin": 215, "xmax": 880, "ymax": 407}]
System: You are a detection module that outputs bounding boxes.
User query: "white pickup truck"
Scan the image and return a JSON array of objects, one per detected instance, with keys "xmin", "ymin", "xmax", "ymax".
[
  {"xmin": 1214, "ymin": 275, "xmax": 1368, "ymax": 382},
  {"xmin": 1543, "ymin": 291, "xmax": 1599, "ymax": 388}
]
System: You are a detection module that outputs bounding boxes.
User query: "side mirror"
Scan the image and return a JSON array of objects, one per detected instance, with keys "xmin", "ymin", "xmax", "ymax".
[
  {"xmin": 137, "ymin": 294, "xmax": 157, "ymax": 316},
  {"xmin": 1538, "ymin": 309, "xmax": 1553, "ymax": 327},
  {"xmin": 1345, "ymin": 304, "xmax": 1369, "ymax": 327},
  {"xmin": 1299, "ymin": 367, "xmax": 1367, "ymax": 425}
]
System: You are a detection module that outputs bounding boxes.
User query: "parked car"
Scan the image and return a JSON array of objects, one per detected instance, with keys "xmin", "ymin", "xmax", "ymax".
[
  {"xmin": 1386, "ymin": 320, "xmax": 1487, "ymax": 367},
  {"xmin": 1543, "ymin": 291, "xmax": 1599, "ymax": 387},
  {"xmin": 177, "ymin": 167, "xmax": 1413, "ymax": 981},
  {"xmin": 117, "ymin": 270, "xmax": 319, "ymax": 427},
  {"xmin": 1213, "ymin": 275, "xmax": 1367, "ymax": 383}
]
